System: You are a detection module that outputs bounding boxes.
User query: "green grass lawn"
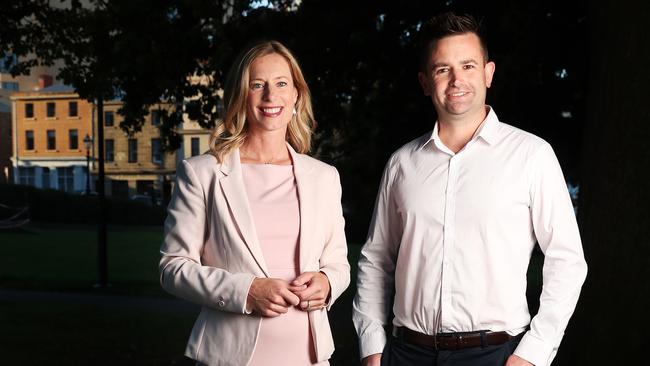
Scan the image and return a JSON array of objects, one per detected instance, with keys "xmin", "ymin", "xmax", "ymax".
[{"xmin": 0, "ymin": 222, "xmax": 165, "ymax": 296}]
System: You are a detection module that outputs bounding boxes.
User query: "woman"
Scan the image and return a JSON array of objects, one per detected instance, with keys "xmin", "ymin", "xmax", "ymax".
[{"xmin": 159, "ymin": 40, "xmax": 350, "ymax": 366}]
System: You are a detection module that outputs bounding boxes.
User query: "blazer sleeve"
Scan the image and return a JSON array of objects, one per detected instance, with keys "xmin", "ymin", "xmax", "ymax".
[
  {"xmin": 318, "ymin": 167, "xmax": 351, "ymax": 311},
  {"xmin": 159, "ymin": 159, "xmax": 255, "ymax": 314}
]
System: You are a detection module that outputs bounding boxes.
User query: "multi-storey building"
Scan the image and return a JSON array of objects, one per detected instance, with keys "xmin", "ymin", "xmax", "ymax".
[
  {"xmin": 7, "ymin": 70, "xmax": 218, "ymax": 199},
  {"xmin": 94, "ymin": 101, "xmax": 177, "ymax": 201},
  {"xmin": 1, "ymin": 55, "xmax": 61, "ymax": 184},
  {"xmin": 10, "ymin": 84, "xmax": 94, "ymax": 192}
]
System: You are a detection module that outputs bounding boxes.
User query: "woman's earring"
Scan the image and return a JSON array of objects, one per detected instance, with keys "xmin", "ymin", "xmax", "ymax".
[{"xmin": 292, "ymin": 107, "xmax": 297, "ymax": 115}]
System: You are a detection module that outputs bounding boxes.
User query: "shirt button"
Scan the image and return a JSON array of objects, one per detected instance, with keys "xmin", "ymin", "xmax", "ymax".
[{"xmin": 218, "ymin": 300, "xmax": 226, "ymax": 307}]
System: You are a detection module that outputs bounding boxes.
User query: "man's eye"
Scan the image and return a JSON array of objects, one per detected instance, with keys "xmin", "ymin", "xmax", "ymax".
[
  {"xmin": 464, "ymin": 64, "xmax": 475, "ymax": 70},
  {"xmin": 435, "ymin": 68, "xmax": 449, "ymax": 74}
]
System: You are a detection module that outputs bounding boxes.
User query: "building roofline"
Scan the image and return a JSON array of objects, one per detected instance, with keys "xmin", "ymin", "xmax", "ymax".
[{"xmin": 10, "ymin": 91, "xmax": 83, "ymax": 101}]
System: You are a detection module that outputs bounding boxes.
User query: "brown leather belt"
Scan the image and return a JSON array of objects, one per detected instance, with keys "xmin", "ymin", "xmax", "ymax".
[{"xmin": 395, "ymin": 327, "xmax": 519, "ymax": 350}]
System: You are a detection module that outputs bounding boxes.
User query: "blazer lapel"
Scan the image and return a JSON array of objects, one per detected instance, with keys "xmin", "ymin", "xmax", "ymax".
[
  {"xmin": 219, "ymin": 149, "xmax": 270, "ymax": 277},
  {"xmin": 289, "ymin": 145, "xmax": 316, "ymax": 272}
]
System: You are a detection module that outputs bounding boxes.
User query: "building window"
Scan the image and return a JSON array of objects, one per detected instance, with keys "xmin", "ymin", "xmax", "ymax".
[
  {"xmin": 46, "ymin": 102, "xmax": 56, "ymax": 118},
  {"xmin": 151, "ymin": 138, "xmax": 162, "ymax": 164},
  {"xmin": 191, "ymin": 137, "xmax": 200, "ymax": 156},
  {"xmin": 104, "ymin": 111, "xmax": 114, "ymax": 126},
  {"xmin": 105, "ymin": 139, "xmax": 114, "ymax": 162},
  {"xmin": 42, "ymin": 167, "xmax": 50, "ymax": 189},
  {"xmin": 128, "ymin": 138, "xmax": 137, "ymax": 163},
  {"xmin": 57, "ymin": 167, "xmax": 74, "ymax": 192},
  {"xmin": 1, "ymin": 81, "xmax": 19, "ymax": 91},
  {"xmin": 47, "ymin": 130, "xmax": 56, "ymax": 150},
  {"xmin": 25, "ymin": 130, "xmax": 34, "ymax": 150},
  {"xmin": 68, "ymin": 101, "xmax": 78, "ymax": 117},
  {"xmin": 18, "ymin": 167, "xmax": 35, "ymax": 186},
  {"xmin": 25, "ymin": 103, "xmax": 34, "ymax": 118},
  {"xmin": 151, "ymin": 110, "xmax": 161, "ymax": 126},
  {"xmin": 69, "ymin": 129, "xmax": 78, "ymax": 149}
]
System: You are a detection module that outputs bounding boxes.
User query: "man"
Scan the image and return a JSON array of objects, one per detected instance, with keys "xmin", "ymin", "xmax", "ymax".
[{"xmin": 352, "ymin": 12, "xmax": 587, "ymax": 366}]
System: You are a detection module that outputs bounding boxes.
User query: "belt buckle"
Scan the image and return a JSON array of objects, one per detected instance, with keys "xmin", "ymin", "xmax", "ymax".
[
  {"xmin": 436, "ymin": 333, "xmax": 460, "ymax": 350},
  {"xmin": 449, "ymin": 334, "xmax": 462, "ymax": 350}
]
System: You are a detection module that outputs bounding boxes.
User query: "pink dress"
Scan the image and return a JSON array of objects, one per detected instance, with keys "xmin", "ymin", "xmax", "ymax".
[{"xmin": 242, "ymin": 164, "xmax": 329, "ymax": 366}]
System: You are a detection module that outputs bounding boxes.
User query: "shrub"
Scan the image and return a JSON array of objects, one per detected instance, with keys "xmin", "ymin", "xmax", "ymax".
[{"xmin": 0, "ymin": 184, "xmax": 165, "ymax": 225}]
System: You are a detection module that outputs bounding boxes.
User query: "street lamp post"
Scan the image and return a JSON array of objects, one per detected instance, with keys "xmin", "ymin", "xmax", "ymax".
[
  {"xmin": 96, "ymin": 97, "xmax": 108, "ymax": 287},
  {"xmin": 83, "ymin": 134, "xmax": 93, "ymax": 194}
]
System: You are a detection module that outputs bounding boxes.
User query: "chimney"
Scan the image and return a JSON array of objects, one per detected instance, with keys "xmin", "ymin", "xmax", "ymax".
[{"xmin": 38, "ymin": 74, "xmax": 53, "ymax": 89}]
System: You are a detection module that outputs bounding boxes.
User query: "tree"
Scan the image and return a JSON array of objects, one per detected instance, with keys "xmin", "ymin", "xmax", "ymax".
[
  {"xmin": 1, "ymin": 0, "xmax": 236, "ymax": 286},
  {"xmin": 4, "ymin": 0, "xmax": 592, "ymax": 274},
  {"xmin": 0, "ymin": 1, "xmax": 49, "ymax": 75},
  {"xmin": 2, "ymin": 0, "xmax": 245, "ymax": 143},
  {"xmin": 555, "ymin": 0, "xmax": 650, "ymax": 364},
  {"xmin": 4, "ymin": 0, "xmax": 589, "ymax": 244},
  {"xmin": 200, "ymin": 0, "xmax": 587, "ymax": 241}
]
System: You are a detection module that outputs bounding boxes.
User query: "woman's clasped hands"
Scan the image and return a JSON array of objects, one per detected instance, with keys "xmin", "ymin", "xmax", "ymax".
[{"xmin": 246, "ymin": 272, "xmax": 330, "ymax": 317}]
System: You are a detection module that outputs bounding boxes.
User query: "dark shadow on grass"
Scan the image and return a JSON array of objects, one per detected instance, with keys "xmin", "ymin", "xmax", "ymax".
[{"xmin": 0, "ymin": 225, "xmax": 41, "ymax": 234}]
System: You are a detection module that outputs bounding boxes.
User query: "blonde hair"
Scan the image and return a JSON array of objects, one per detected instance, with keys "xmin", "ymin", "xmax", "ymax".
[{"xmin": 210, "ymin": 40, "xmax": 316, "ymax": 162}]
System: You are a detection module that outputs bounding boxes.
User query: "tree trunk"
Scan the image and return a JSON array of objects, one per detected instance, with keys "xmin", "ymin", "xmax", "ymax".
[
  {"xmin": 556, "ymin": 0, "xmax": 650, "ymax": 364},
  {"xmin": 96, "ymin": 95, "xmax": 108, "ymax": 287}
]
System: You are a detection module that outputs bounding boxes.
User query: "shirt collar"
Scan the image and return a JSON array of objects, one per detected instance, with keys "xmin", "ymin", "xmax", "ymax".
[
  {"xmin": 474, "ymin": 106, "xmax": 499, "ymax": 145},
  {"xmin": 420, "ymin": 106, "xmax": 500, "ymax": 150}
]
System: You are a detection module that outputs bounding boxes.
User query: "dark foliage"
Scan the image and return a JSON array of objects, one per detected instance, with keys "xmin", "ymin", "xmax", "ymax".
[
  {"xmin": 208, "ymin": 0, "xmax": 588, "ymax": 241},
  {"xmin": 557, "ymin": 0, "xmax": 650, "ymax": 364},
  {"xmin": 1, "ymin": 0, "xmax": 587, "ymax": 242},
  {"xmin": 0, "ymin": 184, "xmax": 165, "ymax": 225}
]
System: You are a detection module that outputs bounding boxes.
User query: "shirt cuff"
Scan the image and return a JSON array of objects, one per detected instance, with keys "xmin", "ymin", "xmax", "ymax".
[
  {"xmin": 359, "ymin": 329, "xmax": 387, "ymax": 359},
  {"xmin": 240, "ymin": 275, "xmax": 257, "ymax": 314},
  {"xmin": 513, "ymin": 331, "xmax": 556, "ymax": 366}
]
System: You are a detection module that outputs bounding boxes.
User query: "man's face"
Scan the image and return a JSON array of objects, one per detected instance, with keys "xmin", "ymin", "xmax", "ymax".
[{"xmin": 418, "ymin": 33, "xmax": 495, "ymax": 122}]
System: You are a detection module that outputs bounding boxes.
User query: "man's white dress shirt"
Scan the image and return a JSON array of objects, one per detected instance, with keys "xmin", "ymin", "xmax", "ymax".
[{"xmin": 352, "ymin": 108, "xmax": 587, "ymax": 366}]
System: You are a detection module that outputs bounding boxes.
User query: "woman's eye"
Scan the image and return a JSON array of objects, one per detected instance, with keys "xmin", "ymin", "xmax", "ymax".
[
  {"xmin": 277, "ymin": 81, "xmax": 288, "ymax": 87},
  {"xmin": 251, "ymin": 82, "xmax": 264, "ymax": 89}
]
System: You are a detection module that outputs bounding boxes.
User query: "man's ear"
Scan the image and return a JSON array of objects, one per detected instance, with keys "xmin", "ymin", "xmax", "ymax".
[{"xmin": 484, "ymin": 61, "xmax": 496, "ymax": 88}]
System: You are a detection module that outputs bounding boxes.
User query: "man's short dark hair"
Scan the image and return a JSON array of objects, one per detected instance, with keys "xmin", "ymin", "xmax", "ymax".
[{"xmin": 418, "ymin": 12, "xmax": 488, "ymax": 72}]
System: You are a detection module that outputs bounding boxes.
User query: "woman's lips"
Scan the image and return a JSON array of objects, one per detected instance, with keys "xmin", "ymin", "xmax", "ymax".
[{"xmin": 259, "ymin": 106, "xmax": 283, "ymax": 117}]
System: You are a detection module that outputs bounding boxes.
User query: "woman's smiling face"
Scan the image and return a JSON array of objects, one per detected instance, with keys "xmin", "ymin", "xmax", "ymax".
[{"xmin": 246, "ymin": 53, "xmax": 298, "ymax": 135}]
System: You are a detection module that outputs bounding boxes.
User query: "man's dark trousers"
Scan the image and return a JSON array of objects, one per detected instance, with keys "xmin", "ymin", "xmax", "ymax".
[{"xmin": 381, "ymin": 334, "xmax": 522, "ymax": 366}]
